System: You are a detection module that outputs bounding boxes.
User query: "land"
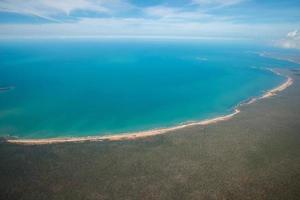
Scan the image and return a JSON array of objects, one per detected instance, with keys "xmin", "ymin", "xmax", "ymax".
[
  {"xmin": 260, "ymin": 52, "xmax": 300, "ymax": 65},
  {"xmin": 1, "ymin": 68, "xmax": 300, "ymax": 199}
]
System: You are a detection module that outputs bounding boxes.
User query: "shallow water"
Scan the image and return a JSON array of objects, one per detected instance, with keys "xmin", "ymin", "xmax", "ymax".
[{"xmin": 0, "ymin": 39, "xmax": 287, "ymax": 138}]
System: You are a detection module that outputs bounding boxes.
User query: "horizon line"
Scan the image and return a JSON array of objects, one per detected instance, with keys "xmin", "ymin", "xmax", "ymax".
[{"xmin": 0, "ymin": 35, "xmax": 253, "ymax": 41}]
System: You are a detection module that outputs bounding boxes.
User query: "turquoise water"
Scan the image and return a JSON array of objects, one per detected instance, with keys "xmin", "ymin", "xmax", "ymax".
[{"xmin": 0, "ymin": 39, "xmax": 288, "ymax": 138}]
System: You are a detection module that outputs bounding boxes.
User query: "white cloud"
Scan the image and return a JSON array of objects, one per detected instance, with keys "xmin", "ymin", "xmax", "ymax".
[
  {"xmin": 276, "ymin": 30, "xmax": 300, "ymax": 49},
  {"xmin": 0, "ymin": 0, "xmax": 245, "ymax": 23},
  {"xmin": 192, "ymin": 0, "xmax": 245, "ymax": 7},
  {"xmin": 287, "ymin": 30, "xmax": 299, "ymax": 38},
  {"xmin": 0, "ymin": 0, "xmax": 130, "ymax": 21},
  {"xmin": 0, "ymin": 0, "xmax": 297, "ymax": 41},
  {"xmin": 144, "ymin": 6, "xmax": 213, "ymax": 21},
  {"xmin": 0, "ymin": 17, "xmax": 295, "ymax": 40},
  {"xmin": 144, "ymin": 6, "xmax": 179, "ymax": 18}
]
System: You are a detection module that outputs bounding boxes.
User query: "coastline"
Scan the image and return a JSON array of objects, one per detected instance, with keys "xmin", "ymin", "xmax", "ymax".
[
  {"xmin": 6, "ymin": 69, "xmax": 293, "ymax": 145},
  {"xmin": 259, "ymin": 52, "xmax": 300, "ymax": 65}
]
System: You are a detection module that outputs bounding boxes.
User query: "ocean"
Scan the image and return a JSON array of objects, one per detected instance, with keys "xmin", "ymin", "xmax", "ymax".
[{"xmin": 0, "ymin": 39, "xmax": 293, "ymax": 138}]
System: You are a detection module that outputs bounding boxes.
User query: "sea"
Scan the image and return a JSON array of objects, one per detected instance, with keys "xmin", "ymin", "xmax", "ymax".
[{"xmin": 0, "ymin": 39, "xmax": 297, "ymax": 138}]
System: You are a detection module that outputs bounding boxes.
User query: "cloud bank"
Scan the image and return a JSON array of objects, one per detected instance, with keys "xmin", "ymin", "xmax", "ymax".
[
  {"xmin": 0, "ymin": 0, "xmax": 131, "ymax": 21},
  {"xmin": 192, "ymin": 0, "xmax": 244, "ymax": 7},
  {"xmin": 277, "ymin": 30, "xmax": 300, "ymax": 49},
  {"xmin": 0, "ymin": 0, "xmax": 299, "ymax": 43}
]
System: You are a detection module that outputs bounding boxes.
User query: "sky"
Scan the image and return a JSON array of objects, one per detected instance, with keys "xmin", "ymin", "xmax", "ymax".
[{"xmin": 0, "ymin": 0, "xmax": 299, "ymax": 48}]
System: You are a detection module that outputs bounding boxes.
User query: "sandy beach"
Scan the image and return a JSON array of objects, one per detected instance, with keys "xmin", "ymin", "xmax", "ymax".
[
  {"xmin": 6, "ymin": 109, "xmax": 241, "ymax": 145},
  {"xmin": 6, "ymin": 68, "xmax": 293, "ymax": 145}
]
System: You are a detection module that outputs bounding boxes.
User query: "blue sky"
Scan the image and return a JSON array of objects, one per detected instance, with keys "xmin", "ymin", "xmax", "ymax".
[{"xmin": 0, "ymin": 0, "xmax": 299, "ymax": 47}]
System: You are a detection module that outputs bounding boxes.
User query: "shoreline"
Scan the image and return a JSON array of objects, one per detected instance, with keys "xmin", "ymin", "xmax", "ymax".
[
  {"xmin": 259, "ymin": 52, "xmax": 300, "ymax": 65},
  {"xmin": 5, "ymin": 69, "xmax": 293, "ymax": 145}
]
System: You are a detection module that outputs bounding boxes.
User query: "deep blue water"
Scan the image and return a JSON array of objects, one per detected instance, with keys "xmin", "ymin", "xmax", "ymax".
[{"xmin": 0, "ymin": 39, "xmax": 292, "ymax": 138}]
